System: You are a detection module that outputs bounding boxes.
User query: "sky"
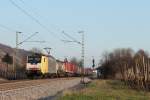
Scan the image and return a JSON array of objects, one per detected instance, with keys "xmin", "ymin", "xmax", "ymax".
[{"xmin": 0, "ymin": 0, "xmax": 150, "ymax": 67}]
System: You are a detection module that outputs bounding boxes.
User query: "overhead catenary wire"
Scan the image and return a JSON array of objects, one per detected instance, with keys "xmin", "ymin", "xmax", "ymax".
[
  {"xmin": 18, "ymin": 32, "xmax": 38, "ymax": 45},
  {"xmin": 62, "ymin": 31, "xmax": 80, "ymax": 43},
  {"xmin": 0, "ymin": 24, "xmax": 17, "ymax": 32},
  {"xmin": 9, "ymin": 0, "xmax": 59, "ymax": 39},
  {"xmin": 9, "ymin": 0, "xmax": 79, "ymax": 50},
  {"xmin": 18, "ymin": 0, "xmax": 66, "ymax": 40},
  {"xmin": 18, "ymin": 0, "xmax": 60, "ymax": 45},
  {"xmin": 18, "ymin": 0, "xmax": 26, "ymax": 4},
  {"xmin": 18, "ymin": 0, "xmax": 43, "ymax": 19}
]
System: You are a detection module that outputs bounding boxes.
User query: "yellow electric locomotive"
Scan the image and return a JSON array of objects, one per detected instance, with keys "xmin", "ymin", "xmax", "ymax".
[{"xmin": 26, "ymin": 53, "xmax": 57, "ymax": 77}]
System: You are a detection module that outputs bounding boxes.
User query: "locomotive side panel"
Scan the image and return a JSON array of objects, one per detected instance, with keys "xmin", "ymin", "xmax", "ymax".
[
  {"xmin": 48, "ymin": 57, "xmax": 57, "ymax": 74},
  {"xmin": 40, "ymin": 56, "xmax": 49, "ymax": 74},
  {"xmin": 56, "ymin": 61, "xmax": 64, "ymax": 72}
]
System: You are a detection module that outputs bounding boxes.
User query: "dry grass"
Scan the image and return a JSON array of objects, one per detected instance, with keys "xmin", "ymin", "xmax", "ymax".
[{"xmin": 58, "ymin": 79, "xmax": 150, "ymax": 100}]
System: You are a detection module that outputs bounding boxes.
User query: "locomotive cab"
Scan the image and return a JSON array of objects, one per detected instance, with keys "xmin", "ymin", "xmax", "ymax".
[{"xmin": 26, "ymin": 54, "xmax": 42, "ymax": 76}]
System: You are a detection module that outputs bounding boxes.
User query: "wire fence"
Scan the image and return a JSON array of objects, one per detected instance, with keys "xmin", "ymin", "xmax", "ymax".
[
  {"xmin": 0, "ymin": 63, "xmax": 27, "ymax": 80},
  {"xmin": 0, "ymin": 70, "xmax": 27, "ymax": 80}
]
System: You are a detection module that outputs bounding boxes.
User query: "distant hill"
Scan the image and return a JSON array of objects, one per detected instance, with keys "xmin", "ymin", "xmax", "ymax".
[
  {"xmin": 0, "ymin": 43, "xmax": 58, "ymax": 72},
  {"xmin": 0, "ymin": 43, "xmax": 31, "ymax": 70},
  {"xmin": 0, "ymin": 43, "xmax": 13, "ymax": 57}
]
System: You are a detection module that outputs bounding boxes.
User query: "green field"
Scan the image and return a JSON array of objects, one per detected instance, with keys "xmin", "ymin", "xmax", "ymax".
[{"xmin": 58, "ymin": 80, "xmax": 150, "ymax": 100}]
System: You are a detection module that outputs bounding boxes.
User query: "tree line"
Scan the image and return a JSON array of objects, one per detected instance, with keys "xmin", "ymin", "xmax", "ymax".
[{"xmin": 100, "ymin": 48, "xmax": 150, "ymax": 90}]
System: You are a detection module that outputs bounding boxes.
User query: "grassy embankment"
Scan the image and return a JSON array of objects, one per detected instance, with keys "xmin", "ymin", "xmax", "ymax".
[{"xmin": 58, "ymin": 80, "xmax": 150, "ymax": 100}]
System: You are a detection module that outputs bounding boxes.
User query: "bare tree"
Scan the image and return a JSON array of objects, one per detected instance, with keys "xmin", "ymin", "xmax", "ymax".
[
  {"xmin": 70, "ymin": 57, "xmax": 83, "ymax": 68},
  {"xmin": 100, "ymin": 48, "xmax": 150, "ymax": 90},
  {"xmin": 30, "ymin": 47, "xmax": 43, "ymax": 54}
]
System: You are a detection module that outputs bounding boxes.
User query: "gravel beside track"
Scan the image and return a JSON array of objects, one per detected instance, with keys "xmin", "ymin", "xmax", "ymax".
[{"xmin": 0, "ymin": 77, "xmax": 90, "ymax": 100}]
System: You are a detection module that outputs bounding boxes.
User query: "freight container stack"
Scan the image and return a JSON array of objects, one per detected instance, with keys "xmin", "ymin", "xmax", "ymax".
[{"xmin": 63, "ymin": 62, "xmax": 77, "ymax": 76}]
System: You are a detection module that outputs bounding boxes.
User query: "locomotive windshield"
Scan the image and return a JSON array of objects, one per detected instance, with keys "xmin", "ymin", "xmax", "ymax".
[{"xmin": 27, "ymin": 56, "xmax": 41, "ymax": 64}]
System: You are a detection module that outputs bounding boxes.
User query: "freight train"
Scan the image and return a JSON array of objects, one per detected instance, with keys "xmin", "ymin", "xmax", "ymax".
[{"xmin": 26, "ymin": 53, "xmax": 92, "ymax": 78}]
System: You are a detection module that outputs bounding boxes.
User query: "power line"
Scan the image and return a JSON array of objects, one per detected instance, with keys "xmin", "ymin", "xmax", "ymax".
[
  {"xmin": 19, "ymin": 0, "xmax": 42, "ymax": 19},
  {"xmin": 0, "ymin": 24, "xmax": 16, "ymax": 32},
  {"xmin": 9, "ymin": 0, "xmax": 59, "ymax": 39},
  {"xmin": 18, "ymin": 32, "xmax": 38, "ymax": 45},
  {"xmin": 62, "ymin": 31, "xmax": 85, "ymax": 83},
  {"xmin": 18, "ymin": 0, "xmax": 25, "ymax": 4},
  {"xmin": 62, "ymin": 31, "xmax": 79, "ymax": 43},
  {"xmin": 18, "ymin": 0, "xmax": 65, "ymax": 40}
]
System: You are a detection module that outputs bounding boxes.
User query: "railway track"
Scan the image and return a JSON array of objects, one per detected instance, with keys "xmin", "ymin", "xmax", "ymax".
[
  {"xmin": 0, "ymin": 77, "xmax": 76, "ymax": 91},
  {"xmin": 0, "ymin": 77, "xmax": 90, "ymax": 100}
]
